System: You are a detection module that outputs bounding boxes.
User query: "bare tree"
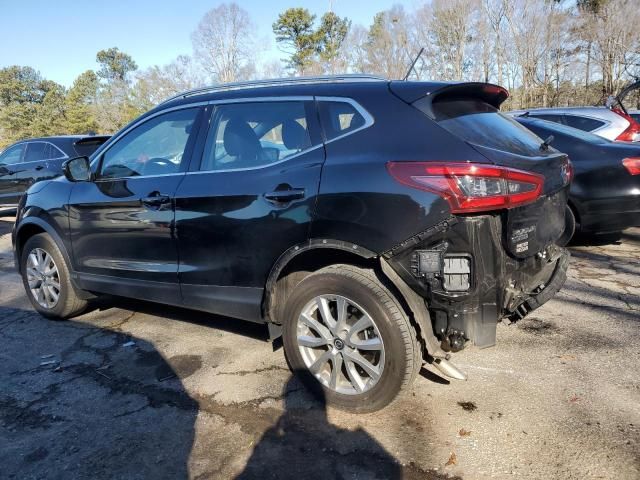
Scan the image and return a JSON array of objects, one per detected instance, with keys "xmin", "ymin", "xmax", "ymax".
[
  {"xmin": 428, "ymin": 0, "xmax": 478, "ymax": 81},
  {"xmin": 365, "ymin": 6, "xmax": 413, "ymax": 79},
  {"xmin": 191, "ymin": 3, "xmax": 256, "ymax": 84},
  {"xmin": 133, "ymin": 55, "xmax": 205, "ymax": 110}
]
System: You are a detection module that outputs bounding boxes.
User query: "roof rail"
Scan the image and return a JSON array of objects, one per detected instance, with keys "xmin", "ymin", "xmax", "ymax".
[{"xmin": 159, "ymin": 74, "xmax": 387, "ymax": 105}]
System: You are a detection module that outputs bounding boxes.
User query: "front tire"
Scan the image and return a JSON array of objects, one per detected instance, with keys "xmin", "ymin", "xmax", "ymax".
[
  {"xmin": 21, "ymin": 233, "xmax": 88, "ymax": 319},
  {"xmin": 282, "ymin": 264, "xmax": 421, "ymax": 413}
]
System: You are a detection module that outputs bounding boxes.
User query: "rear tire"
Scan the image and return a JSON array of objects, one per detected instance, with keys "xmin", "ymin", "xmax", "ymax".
[
  {"xmin": 282, "ymin": 264, "xmax": 421, "ymax": 413},
  {"xmin": 557, "ymin": 205, "xmax": 576, "ymax": 247},
  {"xmin": 20, "ymin": 233, "xmax": 88, "ymax": 319}
]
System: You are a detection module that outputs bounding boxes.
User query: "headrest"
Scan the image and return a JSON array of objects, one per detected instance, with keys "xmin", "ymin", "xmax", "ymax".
[
  {"xmin": 282, "ymin": 120, "xmax": 310, "ymax": 150},
  {"xmin": 223, "ymin": 120, "xmax": 260, "ymax": 157}
]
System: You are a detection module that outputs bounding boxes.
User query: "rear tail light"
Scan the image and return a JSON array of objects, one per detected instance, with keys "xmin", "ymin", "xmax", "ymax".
[
  {"xmin": 612, "ymin": 108, "xmax": 640, "ymax": 142},
  {"xmin": 387, "ymin": 162, "xmax": 545, "ymax": 213},
  {"xmin": 622, "ymin": 157, "xmax": 640, "ymax": 175}
]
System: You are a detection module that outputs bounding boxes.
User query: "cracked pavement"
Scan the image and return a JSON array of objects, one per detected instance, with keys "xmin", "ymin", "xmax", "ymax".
[{"xmin": 0, "ymin": 213, "xmax": 638, "ymax": 479}]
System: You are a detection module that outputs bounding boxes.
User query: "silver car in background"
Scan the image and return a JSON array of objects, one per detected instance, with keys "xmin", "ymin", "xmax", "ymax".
[{"xmin": 507, "ymin": 107, "xmax": 640, "ymax": 142}]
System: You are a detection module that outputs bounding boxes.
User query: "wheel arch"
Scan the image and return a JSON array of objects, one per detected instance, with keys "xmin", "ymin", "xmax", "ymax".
[
  {"xmin": 263, "ymin": 239, "xmax": 377, "ymax": 326},
  {"xmin": 263, "ymin": 239, "xmax": 444, "ymax": 361},
  {"xmin": 14, "ymin": 218, "xmax": 72, "ymax": 275}
]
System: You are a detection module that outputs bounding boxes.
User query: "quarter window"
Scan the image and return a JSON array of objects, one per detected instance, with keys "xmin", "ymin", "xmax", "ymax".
[
  {"xmin": 201, "ymin": 101, "xmax": 312, "ymax": 172},
  {"xmin": 0, "ymin": 144, "xmax": 25, "ymax": 165},
  {"xmin": 318, "ymin": 101, "xmax": 367, "ymax": 141},
  {"xmin": 563, "ymin": 115, "xmax": 605, "ymax": 132},
  {"xmin": 43, "ymin": 143, "xmax": 66, "ymax": 160},
  {"xmin": 100, "ymin": 108, "xmax": 200, "ymax": 179}
]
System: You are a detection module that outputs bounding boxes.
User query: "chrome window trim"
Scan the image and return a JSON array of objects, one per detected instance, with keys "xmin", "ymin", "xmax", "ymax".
[
  {"xmin": 316, "ymin": 96, "xmax": 375, "ymax": 146},
  {"xmin": 190, "ymin": 95, "xmax": 374, "ymax": 174},
  {"xmin": 92, "ymin": 95, "xmax": 375, "ymax": 179},
  {"xmin": 93, "ymin": 172, "xmax": 186, "ymax": 183}
]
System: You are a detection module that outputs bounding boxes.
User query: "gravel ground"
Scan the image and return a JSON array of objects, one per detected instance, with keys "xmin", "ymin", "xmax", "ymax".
[{"xmin": 0, "ymin": 213, "xmax": 638, "ymax": 480}]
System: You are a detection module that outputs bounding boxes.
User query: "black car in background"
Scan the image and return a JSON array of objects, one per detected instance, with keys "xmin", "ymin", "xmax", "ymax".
[
  {"xmin": 515, "ymin": 116, "xmax": 640, "ymax": 243},
  {"xmin": 0, "ymin": 135, "xmax": 110, "ymax": 207},
  {"xmin": 12, "ymin": 76, "xmax": 571, "ymax": 412}
]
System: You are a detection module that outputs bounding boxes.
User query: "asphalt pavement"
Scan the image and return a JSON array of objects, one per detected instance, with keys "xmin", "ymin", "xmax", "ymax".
[{"xmin": 0, "ymin": 213, "xmax": 638, "ymax": 479}]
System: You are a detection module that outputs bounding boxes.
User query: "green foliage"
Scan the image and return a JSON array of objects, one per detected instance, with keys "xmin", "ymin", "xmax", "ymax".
[
  {"xmin": 0, "ymin": 67, "xmax": 68, "ymax": 147},
  {"xmin": 65, "ymin": 70, "xmax": 99, "ymax": 134},
  {"xmin": 273, "ymin": 8, "xmax": 351, "ymax": 74},
  {"xmin": 96, "ymin": 47, "xmax": 138, "ymax": 82},
  {"xmin": 0, "ymin": 66, "xmax": 46, "ymax": 105},
  {"xmin": 30, "ymin": 83, "xmax": 68, "ymax": 136},
  {"xmin": 273, "ymin": 8, "xmax": 322, "ymax": 73},
  {"xmin": 318, "ymin": 12, "xmax": 351, "ymax": 64}
]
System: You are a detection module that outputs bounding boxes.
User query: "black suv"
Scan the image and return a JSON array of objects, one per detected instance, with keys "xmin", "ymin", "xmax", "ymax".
[
  {"xmin": 0, "ymin": 135, "xmax": 110, "ymax": 207},
  {"xmin": 12, "ymin": 76, "xmax": 571, "ymax": 412}
]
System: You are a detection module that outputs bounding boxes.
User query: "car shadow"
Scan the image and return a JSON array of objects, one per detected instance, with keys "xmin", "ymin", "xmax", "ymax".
[
  {"xmin": 569, "ymin": 231, "xmax": 623, "ymax": 247},
  {"xmin": 0, "ymin": 305, "xmax": 198, "ymax": 479},
  {"xmin": 0, "ymin": 305, "xmax": 455, "ymax": 479},
  {"xmin": 235, "ymin": 372, "xmax": 446, "ymax": 480}
]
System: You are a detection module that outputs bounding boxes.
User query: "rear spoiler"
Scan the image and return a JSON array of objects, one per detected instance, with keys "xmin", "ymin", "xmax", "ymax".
[
  {"xmin": 389, "ymin": 81, "xmax": 509, "ymax": 115},
  {"xmin": 74, "ymin": 135, "xmax": 111, "ymax": 146}
]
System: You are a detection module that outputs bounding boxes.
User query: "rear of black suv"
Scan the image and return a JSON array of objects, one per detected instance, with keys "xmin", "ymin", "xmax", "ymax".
[{"xmin": 305, "ymin": 81, "xmax": 570, "ymax": 408}]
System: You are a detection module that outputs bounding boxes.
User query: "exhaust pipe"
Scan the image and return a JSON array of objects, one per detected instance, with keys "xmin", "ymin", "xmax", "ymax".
[{"xmin": 432, "ymin": 358, "xmax": 467, "ymax": 381}]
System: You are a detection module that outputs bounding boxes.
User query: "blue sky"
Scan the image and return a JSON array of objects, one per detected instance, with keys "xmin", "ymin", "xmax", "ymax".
[{"xmin": 1, "ymin": 0, "xmax": 404, "ymax": 86}]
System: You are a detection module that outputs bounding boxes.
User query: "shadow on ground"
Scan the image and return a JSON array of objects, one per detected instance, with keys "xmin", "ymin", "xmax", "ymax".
[{"xmin": 0, "ymin": 305, "xmax": 455, "ymax": 479}]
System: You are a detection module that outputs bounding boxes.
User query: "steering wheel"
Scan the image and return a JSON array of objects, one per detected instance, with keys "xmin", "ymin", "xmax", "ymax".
[{"xmin": 142, "ymin": 157, "xmax": 174, "ymax": 175}]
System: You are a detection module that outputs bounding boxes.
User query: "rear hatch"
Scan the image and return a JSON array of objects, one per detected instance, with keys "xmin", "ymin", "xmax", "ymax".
[{"xmin": 391, "ymin": 82, "xmax": 570, "ymax": 258}]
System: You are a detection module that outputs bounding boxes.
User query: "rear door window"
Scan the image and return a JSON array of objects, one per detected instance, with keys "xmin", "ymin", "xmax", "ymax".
[
  {"xmin": 563, "ymin": 115, "xmax": 605, "ymax": 132},
  {"xmin": 200, "ymin": 101, "xmax": 314, "ymax": 172},
  {"xmin": 24, "ymin": 142, "xmax": 47, "ymax": 162},
  {"xmin": 421, "ymin": 99, "xmax": 545, "ymax": 157}
]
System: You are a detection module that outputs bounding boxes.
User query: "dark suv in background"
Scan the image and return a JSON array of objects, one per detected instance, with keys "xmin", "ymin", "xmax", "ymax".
[
  {"xmin": 12, "ymin": 76, "xmax": 571, "ymax": 412},
  {"xmin": 0, "ymin": 135, "xmax": 109, "ymax": 208}
]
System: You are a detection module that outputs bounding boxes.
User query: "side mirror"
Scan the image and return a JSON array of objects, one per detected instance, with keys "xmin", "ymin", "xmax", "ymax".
[
  {"xmin": 62, "ymin": 156, "xmax": 92, "ymax": 182},
  {"xmin": 0, "ymin": 164, "xmax": 9, "ymax": 176}
]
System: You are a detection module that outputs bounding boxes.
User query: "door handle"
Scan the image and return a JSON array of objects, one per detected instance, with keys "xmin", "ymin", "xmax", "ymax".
[
  {"xmin": 264, "ymin": 188, "xmax": 305, "ymax": 204},
  {"xmin": 141, "ymin": 192, "xmax": 171, "ymax": 209},
  {"xmin": 35, "ymin": 165, "xmax": 44, "ymax": 171}
]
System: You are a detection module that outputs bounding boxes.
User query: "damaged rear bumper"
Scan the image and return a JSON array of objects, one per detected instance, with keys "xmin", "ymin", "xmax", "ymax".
[{"xmin": 383, "ymin": 214, "xmax": 570, "ymax": 352}]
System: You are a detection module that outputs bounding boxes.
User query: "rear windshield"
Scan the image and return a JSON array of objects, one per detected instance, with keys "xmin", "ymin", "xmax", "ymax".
[
  {"xmin": 416, "ymin": 98, "xmax": 546, "ymax": 157},
  {"xmin": 74, "ymin": 137, "xmax": 110, "ymax": 157}
]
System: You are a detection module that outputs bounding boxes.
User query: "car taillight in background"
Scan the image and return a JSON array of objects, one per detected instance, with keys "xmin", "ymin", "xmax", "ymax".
[
  {"xmin": 387, "ymin": 162, "xmax": 546, "ymax": 213},
  {"xmin": 622, "ymin": 157, "xmax": 640, "ymax": 175},
  {"xmin": 612, "ymin": 108, "xmax": 640, "ymax": 142}
]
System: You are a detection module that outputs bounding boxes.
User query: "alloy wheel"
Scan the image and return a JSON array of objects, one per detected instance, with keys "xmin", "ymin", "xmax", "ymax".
[
  {"xmin": 26, "ymin": 248, "xmax": 61, "ymax": 309},
  {"xmin": 297, "ymin": 294, "xmax": 385, "ymax": 395}
]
